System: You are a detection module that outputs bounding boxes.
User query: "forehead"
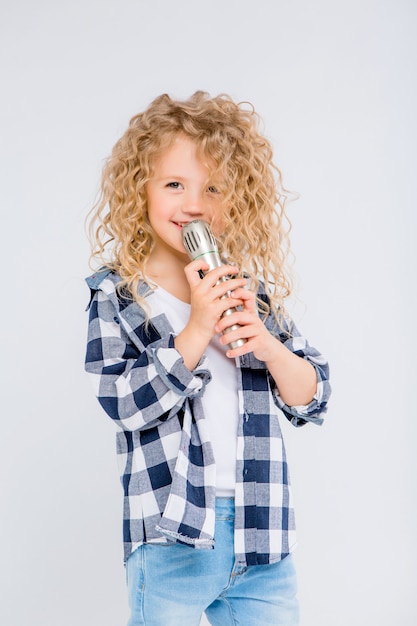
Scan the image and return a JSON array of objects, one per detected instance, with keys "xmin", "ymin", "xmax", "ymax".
[{"xmin": 151, "ymin": 134, "xmax": 217, "ymax": 176}]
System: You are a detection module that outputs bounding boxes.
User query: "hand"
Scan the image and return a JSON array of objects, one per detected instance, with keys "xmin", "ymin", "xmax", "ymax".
[
  {"xmin": 215, "ymin": 286, "xmax": 317, "ymax": 406},
  {"xmin": 184, "ymin": 259, "xmax": 248, "ymax": 344},
  {"xmin": 174, "ymin": 260, "xmax": 247, "ymax": 370},
  {"xmin": 215, "ymin": 286, "xmax": 279, "ymax": 361}
]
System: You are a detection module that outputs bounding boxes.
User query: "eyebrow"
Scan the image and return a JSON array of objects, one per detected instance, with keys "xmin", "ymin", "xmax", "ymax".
[{"xmin": 152, "ymin": 174, "xmax": 188, "ymax": 181}]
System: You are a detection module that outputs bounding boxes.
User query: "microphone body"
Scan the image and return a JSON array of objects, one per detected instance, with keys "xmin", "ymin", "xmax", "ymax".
[{"xmin": 181, "ymin": 220, "xmax": 246, "ymax": 349}]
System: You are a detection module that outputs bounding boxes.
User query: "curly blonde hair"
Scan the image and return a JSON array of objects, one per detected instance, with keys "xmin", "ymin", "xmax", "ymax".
[{"xmin": 87, "ymin": 91, "xmax": 294, "ymax": 323}]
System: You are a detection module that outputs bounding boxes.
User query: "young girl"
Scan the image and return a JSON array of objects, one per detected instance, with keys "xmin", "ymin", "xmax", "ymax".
[{"xmin": 85, "ymin": 91, "xmax": 331, "ymax": 626}]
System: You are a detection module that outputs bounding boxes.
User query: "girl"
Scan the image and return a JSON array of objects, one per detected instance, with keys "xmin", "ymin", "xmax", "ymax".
[{"xmin": 85, "ymin": 91, "xmax": 331, "ymax": 626}]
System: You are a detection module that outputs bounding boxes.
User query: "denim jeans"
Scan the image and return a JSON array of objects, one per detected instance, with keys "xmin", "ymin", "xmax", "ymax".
[{"xmin": 126, "ymin": 498, "xmax": 299, "ymax": 626}]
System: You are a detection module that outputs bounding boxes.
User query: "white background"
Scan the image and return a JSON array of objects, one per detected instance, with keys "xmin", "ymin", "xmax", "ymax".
[{"xmin": 1, "ymin": 1, "xmax": 416, "ymax": 625}]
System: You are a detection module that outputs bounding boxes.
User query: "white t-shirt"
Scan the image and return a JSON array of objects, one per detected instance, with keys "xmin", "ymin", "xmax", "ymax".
[{"xmin": 149, "ymin": 286, "xmax": 239, "ymax": 497}]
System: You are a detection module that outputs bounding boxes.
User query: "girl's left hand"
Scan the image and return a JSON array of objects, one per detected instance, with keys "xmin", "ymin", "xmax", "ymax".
[
  {"xmin": 217, "ymin": 286, "xmax": 318, "ymax": 406},
  {"xmin": 215, "ymin": 286, "xmax": 279, "ymax": 362}
]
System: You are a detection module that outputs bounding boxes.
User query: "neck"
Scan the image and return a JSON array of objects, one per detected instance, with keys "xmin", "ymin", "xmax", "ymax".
[{"xmin": 146, "ymin": 249, "xmax": 191, "ymax": 304}]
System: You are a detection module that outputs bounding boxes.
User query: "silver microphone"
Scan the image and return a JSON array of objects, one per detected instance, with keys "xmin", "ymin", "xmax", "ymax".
[{"xmin": 182, "ymin": 220, "xmax": 246, "ymax": 349}]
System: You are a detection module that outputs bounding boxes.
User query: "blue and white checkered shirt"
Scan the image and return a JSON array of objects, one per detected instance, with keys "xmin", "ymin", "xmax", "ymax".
[{"xmin": 85, "ymin": 269, "xmax": 331, "ymax": 566}]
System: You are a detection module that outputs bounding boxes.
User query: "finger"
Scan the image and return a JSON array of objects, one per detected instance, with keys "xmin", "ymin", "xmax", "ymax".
[
  {"xmin": 211, "ymin": 280, "xmax": 248, "ymax": 303},
  {"xmin": 229, "ymin": 287, "xmax": 257, "ymax": 312},
  {"xmin": 224, "ymin": 341, "xmax": 253, "ymax": 359},
  {"xmin": 184, "ymin": 259, "xmax": 210, "ymax": 287},
  {"xmin": 215, "ymin": 311, "xmax": 252, "ymax": 335},
  {"xmin": 202, "ymin": 265, "xmax": 240, "ymax": 286},
  {"xmin": 218, "ymin": 297, "xmax": 245, "ymax": 318},
  {"xmin": 219, "ymin": 326, "xmax": 256, "ymax": 358},
  {"xmin": 215, "ymin": 301, "xmax": 263, "ymax": 335}
]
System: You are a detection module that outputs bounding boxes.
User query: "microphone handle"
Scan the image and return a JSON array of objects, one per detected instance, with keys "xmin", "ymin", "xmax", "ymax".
[{"xmin": 198, "ymin": 251, "xmax": 246, "ymax": 350}]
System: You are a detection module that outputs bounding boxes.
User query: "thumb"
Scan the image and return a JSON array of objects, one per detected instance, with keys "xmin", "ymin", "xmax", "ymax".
[{"xmin": 183, "ymin": 259, "xmax": 210, "ymax": 287}]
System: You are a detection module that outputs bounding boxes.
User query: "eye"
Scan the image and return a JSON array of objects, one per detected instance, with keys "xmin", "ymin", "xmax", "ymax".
[
  {"xmin": 167, "ymin": 181, "xmax": 183, "ymax": 189},
  {"xmin": 207, "ymin": 185, "xmax": 220, "ymax": 194}
]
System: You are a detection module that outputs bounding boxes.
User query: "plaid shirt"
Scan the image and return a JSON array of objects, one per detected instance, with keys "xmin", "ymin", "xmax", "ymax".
[{"xmin": 85, "ymin": 269, "xmax": 331, "ymax": 566}]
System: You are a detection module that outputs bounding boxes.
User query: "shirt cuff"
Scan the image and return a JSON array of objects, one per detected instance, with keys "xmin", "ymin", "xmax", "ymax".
[
  {"xmin": 272, "ymin": 368, "xmax": 328, "ymax": 426},
  {"xmin": 152, "ymin": 335, "xmax": 212, "ymax": 398}
]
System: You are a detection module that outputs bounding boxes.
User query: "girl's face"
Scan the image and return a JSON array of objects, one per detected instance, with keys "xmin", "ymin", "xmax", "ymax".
[{"xmin": 146, "ymin": 135, "xmax": 225, "ymax": 263}]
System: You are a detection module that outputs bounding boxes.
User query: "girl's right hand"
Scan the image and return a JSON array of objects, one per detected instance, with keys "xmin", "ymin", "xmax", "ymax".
[
  {"xmin": 174, "ymin": 259, "xmax": 247, "ymax": 370},
  {"xmin": 185, "ymin": 259, "xmax": 247, "ymax": 340}
]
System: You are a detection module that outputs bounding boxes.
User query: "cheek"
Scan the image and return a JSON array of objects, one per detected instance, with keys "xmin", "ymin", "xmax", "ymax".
[
  {"xmin": 210, "ymin": 208, "xmax": 226, "ymax": 237},
  {"xmin": 146, "ymin": 192, "xmax": 165, "ymax": 222}
]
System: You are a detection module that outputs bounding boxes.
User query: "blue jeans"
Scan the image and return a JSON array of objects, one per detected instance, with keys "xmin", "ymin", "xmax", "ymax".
[{"xmin": 126, "ymin": 498, "xmax": 299, "ymax": 626}]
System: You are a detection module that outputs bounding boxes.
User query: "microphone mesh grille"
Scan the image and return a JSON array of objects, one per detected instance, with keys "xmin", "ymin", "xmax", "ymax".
[{"xmin": 182, "ymin": 220, "xmax": 218, "ymax": 258}]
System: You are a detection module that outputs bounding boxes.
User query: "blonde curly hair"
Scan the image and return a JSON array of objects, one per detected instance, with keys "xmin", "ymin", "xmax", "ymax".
[{"xmin": 87, "ymin": 91, "xmax": 294, "ymax": 323}]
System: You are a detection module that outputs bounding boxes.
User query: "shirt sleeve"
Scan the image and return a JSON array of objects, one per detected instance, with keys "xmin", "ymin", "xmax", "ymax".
[
  {"xmin": 85, "ymin": 289, "xmax": 211, "ymax": 432},
  {"xmin": 267, "ymin": 316, "xmax": 331, "ymax": 428}
]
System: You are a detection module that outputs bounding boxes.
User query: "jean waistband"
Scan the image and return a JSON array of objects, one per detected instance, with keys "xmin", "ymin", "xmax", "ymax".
[{"xmin": 215, "ymin": 497, "xmax": 235, "ymax": 519}]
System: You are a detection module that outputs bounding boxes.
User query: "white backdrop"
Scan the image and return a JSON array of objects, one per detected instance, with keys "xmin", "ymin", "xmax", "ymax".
[{"xmin": 1, "ymin": 1, "xmax": 416, "ymax": 625}]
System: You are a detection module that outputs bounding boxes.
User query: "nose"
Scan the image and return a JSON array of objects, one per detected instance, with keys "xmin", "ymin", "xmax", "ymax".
[{"xmin": 182, "ymin": 191, "xmax": 205, "ymax": 216}]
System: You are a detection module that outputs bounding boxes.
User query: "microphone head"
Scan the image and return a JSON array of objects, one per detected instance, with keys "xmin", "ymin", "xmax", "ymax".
[{"xmin": 181, "ymin": 220, "xmax": 219, "ymax": 261}]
